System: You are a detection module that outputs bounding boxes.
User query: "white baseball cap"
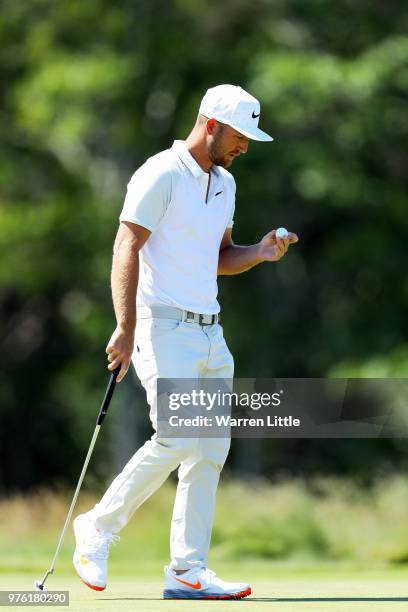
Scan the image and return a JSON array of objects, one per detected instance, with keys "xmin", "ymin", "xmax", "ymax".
[{"xmin": 199, "ymin": 84, "xmax": 273, "ymax": 142}]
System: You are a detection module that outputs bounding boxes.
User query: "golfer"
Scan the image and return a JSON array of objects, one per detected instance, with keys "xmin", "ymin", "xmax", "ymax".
[{"xmin": 73, "ymin": 84, "xmax": 298, "ymax": 599}]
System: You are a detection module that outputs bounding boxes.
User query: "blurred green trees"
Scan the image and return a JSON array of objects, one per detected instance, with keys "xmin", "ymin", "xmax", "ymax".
[{"xmin": 1, "ymin": 0, "xmax": 407, "ymax": 491}]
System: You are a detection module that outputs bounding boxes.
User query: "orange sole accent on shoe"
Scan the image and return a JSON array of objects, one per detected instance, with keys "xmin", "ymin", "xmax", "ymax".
[
  {"xmin": 205, "ymin": 587, "xmax": 251, "ymax": 600},
  {"xmin": 164, "ymin": 587, "xmax": 251, "ymax": 600},
  {"xmin": 79, "ymin": 577, "xmax": 105, "ymax": 592},
  {"xmin": 74, "ymin": 567, "xmax": 105, "ymax": 592}
]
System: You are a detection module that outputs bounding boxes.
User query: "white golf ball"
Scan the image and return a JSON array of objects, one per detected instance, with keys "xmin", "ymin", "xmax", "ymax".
[{"xmin": 276, "ymin": 227, "xmax": 289, "ymax": 239}]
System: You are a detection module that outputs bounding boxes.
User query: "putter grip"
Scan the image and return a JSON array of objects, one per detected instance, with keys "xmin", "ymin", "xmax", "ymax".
[{"xmin": 96, "ymin": 366, "xmax": 120, "ymax": 425}]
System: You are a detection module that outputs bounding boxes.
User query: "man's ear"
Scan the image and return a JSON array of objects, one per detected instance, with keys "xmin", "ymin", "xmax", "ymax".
[{"xmin": 206, "ymin": 118, "xmax": 217, "ymax": 135}]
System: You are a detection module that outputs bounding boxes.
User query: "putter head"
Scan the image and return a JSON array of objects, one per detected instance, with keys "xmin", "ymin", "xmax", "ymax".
[{"xmin": 35, "ymin": 580, "xmax": 47, "ymax": 592}]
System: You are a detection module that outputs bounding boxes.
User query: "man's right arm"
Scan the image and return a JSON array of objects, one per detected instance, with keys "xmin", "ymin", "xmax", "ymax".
[{"xmin": 106, "ymin": 221, "xmax": 151, "ymax": 382}]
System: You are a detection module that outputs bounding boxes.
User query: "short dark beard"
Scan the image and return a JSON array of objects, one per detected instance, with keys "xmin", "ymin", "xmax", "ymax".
[{"xmin": 208, "ymin": 125, "xmax": 231, "ymax": 168}]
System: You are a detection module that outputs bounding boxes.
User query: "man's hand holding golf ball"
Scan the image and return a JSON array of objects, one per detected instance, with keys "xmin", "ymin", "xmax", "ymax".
[{"xmin": 258, "ymin": 227, "xmax": 299, "ymax": 262}]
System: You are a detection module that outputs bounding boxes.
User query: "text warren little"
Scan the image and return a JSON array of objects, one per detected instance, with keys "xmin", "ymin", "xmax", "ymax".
[{"xmin": 168, "ymin": 415, "xmax": 301, "ymax": 427}]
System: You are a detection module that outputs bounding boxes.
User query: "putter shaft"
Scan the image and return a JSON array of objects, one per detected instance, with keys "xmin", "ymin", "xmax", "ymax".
[{"xmin": 36, "ymin": 367, "xmax": 119, "ymax": 590}]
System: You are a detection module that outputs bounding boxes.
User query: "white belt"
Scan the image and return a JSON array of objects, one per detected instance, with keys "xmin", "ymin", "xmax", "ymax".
[{"xmin": 138, "ymin": 305, "xmax": 219, "ymax": 326}]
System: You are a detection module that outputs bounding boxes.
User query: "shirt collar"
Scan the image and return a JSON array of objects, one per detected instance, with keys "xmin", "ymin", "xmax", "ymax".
[{"xmin": 172, "ymin": 140, "xmax": 221, "ymax": 179}]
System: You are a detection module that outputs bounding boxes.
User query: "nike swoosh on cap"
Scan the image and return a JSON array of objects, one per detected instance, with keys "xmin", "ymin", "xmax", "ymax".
[{"xmin": 252, "ymin": 111, "xmax": 260, "ymax": 118}]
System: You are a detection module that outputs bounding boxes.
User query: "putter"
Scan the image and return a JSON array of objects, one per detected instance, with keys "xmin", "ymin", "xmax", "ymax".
[{"xmin": 35, "ymin": 365, "xmax": 121, "ymax": 592}]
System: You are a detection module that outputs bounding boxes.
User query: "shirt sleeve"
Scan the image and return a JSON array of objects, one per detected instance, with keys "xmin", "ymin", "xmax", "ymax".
[{"xmin": 119, "ymin": 160, "xmax": 172, "ymax": 232}]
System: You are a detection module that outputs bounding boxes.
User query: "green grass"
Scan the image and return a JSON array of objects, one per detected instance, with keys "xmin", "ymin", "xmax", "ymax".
[
  {"xmin": 2, "ymin": 563, "xmax": 408, "ymax": 611},
  {"xmin": 2, "ymin": 479, "xmax": 408, "ymax": 610}
]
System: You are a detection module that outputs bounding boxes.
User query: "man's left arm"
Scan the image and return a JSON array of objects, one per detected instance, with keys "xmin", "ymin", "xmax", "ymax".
[{"xmin": 218, "ymin": 228, "xmax": 299, "ymax": 275}]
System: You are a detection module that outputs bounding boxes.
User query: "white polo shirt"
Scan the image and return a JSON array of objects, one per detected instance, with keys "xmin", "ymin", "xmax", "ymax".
[{"xmin": 119, "ymin": 140, "xmax": 236, "ymax": 315}]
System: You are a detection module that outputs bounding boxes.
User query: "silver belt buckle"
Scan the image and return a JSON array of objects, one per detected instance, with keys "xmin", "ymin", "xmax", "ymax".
[{"xmin": 185, "ymin": 311, "xmax": 219, "ymax": 325}]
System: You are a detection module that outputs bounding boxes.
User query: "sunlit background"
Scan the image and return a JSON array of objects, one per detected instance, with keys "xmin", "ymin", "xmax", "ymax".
[{"xmin": 1, "ymin": 1, "xmax": 408, "ymax": 566}]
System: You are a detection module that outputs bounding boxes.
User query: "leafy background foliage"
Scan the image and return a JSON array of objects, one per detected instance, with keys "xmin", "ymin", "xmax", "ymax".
[{"xmin": 1, "ymin": 0, "xmax": 407, "ymax": 491}]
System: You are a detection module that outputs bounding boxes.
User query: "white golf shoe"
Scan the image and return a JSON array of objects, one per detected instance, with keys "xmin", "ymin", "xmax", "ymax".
[
  {"xmin": 73, "ymin": 513, "xmax": 120, "ymax": 591},
  {"xmin": 163, "ymin": 566, "xmax": 251, "ymax": 599}
]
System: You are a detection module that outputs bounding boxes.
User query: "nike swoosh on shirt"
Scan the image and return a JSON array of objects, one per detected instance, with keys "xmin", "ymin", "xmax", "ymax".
[
  {"xmin": 215, "ymin": 191, "xmax": 223, "ymax": 196},
  {"xmin": 174, "ymin": 577, "xmax": 202, "ymax": 589}
]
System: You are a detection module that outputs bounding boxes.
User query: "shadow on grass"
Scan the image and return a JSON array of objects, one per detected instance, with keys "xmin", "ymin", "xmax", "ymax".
[
  {"xmin": 249, "ymin": 597, "xmax": 408, "ymax": 602},
  {"xmin": 100, "ymin": 596, "xmax": 408, "ymax": 603}
]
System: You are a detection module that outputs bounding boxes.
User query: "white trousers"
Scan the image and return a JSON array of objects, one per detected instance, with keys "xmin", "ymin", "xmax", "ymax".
[{"xmin": 88, "ymin": 314, "xmax": 234, "ymax": 570}]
